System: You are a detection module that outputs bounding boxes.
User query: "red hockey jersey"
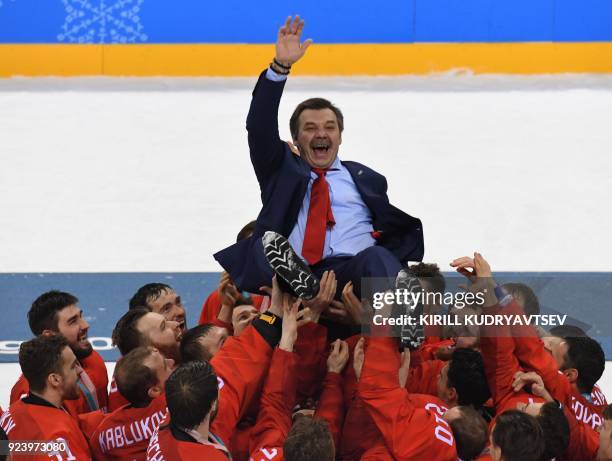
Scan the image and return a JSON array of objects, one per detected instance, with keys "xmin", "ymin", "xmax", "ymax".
[
  {"xmin": 480, "ymin": 305, "xmax": 546, "ymax": 417},
  {"xmin": 358, "ymin": 336, "xmax": 457, "ymax": 461},
  {"xmin": 1, "ymin": 395, "xmax": 92, "ymax": 460},
  {"xmin": 209, "ymin": 324, "xmax": 274, "ymax": 448},
  {"xmin": 147, "ymin": 423, "xmax": 230, "ymax": 461},
  {"xmin": 483, "ymin": 300, "xmax": 603, "ymax": 461},
  {"xmin": 108, "ymin": 374, "xmax": 131, "ymax": 413},
  {"xmin": 249, "ymin": 345, "xmax": 346, "ymax": 461},
  {"xmin": 10, "ymin": 349, "xmax": 109, "ymax": 416},
  {"xmin": 90, "ymin": 394, "xmax": 167, "ymax": 460},
  {"xmin": 491, "ymin": 300, "xmax": 607, "ymax": 430},
  {"xmin": 249, "ymin": 348, "xmax": 298, "ymax": 461}
]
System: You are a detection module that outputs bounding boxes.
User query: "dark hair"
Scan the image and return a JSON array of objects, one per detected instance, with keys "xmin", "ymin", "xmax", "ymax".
[
  {"xmin": 407, "ymin": 262, "xmax": 446, "ymax": 294},
  {"xmin": 284, "ymin": 417, "xmax": 334, "ymax": 461},
  {"xmin": 492, "ymin": 410, "xmax": 544, "ymax": 461},
  {"xmin": 449, "ymin": 406, "xmax": 488, "ymax": 461},
  {"xmin": 563, "ymin": 336, "xmax": 605, "ymax": 393},
  {"xmin": 165, "ymin": 361, "xmax": 218, "ymax": 430},
  {"xmin": 448, "ymin": 348, "xmax": 491, "ymax": 407},
  {"xmin": 115, "ymin": 347, "xmax": 158, "ymax": 407},
  {"xmin": 549, "ymin": 324, "xmax": 587, "ymax": 338},
  {"xmin": 236, "ymin": 220, "xmax": 256, "ymax": 242},
  {"xmin": 502, "ymin": 283, "xmax": 540, "ymax": 316},
  {"xmin": 19, "ymin": 335, "xmax": 69, "ymax": 393},
  {"xmin": 112, "ymin": 307, "xmax": 151, "ymax": 355},
  {"xmin": 28, "ymin": 290, "xmax": 79, "ymax": 335},
  {"xmin": 180, "ymin": 324, "xmax": 216, "ymax": 363},
  {"xmin": 536, "ymin": 402, "xmax": 570, "ymax": 461},
  {"xmin": 289, "ymin": 98, "xmax": 344, "ymax": 141},
  {"xmin": 129, "ymin": 283, "xmax": 173, "ymax": 310}
]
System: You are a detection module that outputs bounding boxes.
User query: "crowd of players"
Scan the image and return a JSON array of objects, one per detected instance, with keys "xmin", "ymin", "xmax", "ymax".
[{"xmin": 1, "ymin": 234, "xmax": 611, "ymax": 461}]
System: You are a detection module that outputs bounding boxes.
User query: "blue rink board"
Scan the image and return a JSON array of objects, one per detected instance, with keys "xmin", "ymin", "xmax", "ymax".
[
  {"xmin": 1, "ymin": 0, "xmax": 612, "ymax": 44},
  {"xmin": 1, "ymin": 272, "xmax": 612, "ymax": 362}
]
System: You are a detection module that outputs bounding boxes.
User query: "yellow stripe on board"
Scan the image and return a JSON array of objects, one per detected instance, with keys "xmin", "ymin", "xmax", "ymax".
[{"xmin": 1, "ymin": 43, "xmax": 612, "ymax": 77}]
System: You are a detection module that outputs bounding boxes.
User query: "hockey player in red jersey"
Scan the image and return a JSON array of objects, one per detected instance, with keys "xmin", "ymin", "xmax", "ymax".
[
  {"xmin": 1, "ymin": 335, "xmax": 92, "ymax": 460},
  {"xmin": 249, "ymin": 294, "xmax": 345, "ymax": 461},
  {"xmin": 148, "ymin": 281, "xmax": 290, "ymax": 460},
  {"xmin": 453, "ymin": 253, "xmax": 608, "ymax": 431},
  {"xmin": 357, "ymin": 329, "xmax": 488, "ymax": 461},
  {"xmin": 90, "ymin": 346, "xmax": 174, "ymax": 460},
  {"xmin": 513, "ymin": 322, "xmax": 607, "ymax": 430},
  {"xmin": 146, "ymin": 360, "xmax": 230, "ymax": 460},
  {"xmin": 109, "ymin": 307, "xmax": 184, "ymax": 411},
  {"xmin": 129, "ymin": 283, "xmax": 188, "ymax": 334},
  {"xmin": 10, "ymin": 290, "xmax": 108, "ymax": 415},
  {"xmin": 249, "ymin": 297, "xmax": 305, "ymax": 461},
  {"xmin": 451, "ymin": 252, "xmax": 604, "ymax": 461},
  {"xmin": 340, "ymin": 321, "xmax": 490, "ymax": 460}
]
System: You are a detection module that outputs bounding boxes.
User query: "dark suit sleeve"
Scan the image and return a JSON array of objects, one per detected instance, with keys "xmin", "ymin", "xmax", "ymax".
[{"xmin": 246, "ymin": 70, "xmax": 289, "ymax": 187}]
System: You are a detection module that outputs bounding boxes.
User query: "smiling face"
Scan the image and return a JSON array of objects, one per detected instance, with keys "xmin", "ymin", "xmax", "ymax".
[
  {"xmin": 56, "ymin": 305, "xmax": 92, "ymax": 360},
  {"xmin": 295, "ymin": 108, "xmax": 342, "ymax": 169},
  {"xmin": 147, "ymin": 289, "xmax": 187, "ymax": 333}
]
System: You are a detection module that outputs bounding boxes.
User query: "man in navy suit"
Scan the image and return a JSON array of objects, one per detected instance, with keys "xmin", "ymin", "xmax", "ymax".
[{"xmin": 214, "ymin": 16, "xmax": 424, "ymax": 330}]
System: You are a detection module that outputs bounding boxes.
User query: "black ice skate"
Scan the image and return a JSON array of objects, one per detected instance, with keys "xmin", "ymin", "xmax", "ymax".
[
  {"xmin": 262, "ymin": 231, "xmax": 320, "ymax": 300},
  {"xmin": 395, "ymin": 269, "xmax": 425, "ymax": 351}
]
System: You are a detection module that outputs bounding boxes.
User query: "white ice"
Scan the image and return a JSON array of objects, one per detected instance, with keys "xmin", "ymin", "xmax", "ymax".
[{"xmin": 1, "ymin": 74, "xmax": 612, "ymax": 272}]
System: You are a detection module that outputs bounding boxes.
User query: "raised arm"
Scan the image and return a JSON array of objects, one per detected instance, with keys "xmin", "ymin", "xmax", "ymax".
[
  {"xmin": 451, "ymin": 253, "xmax": 523, "ymax": 407},
  {"xmin": 210, "ymin": 280, "xmax": 290, "ymax": 444},
  {"xmin": 246, "ymin": 16, "xmax": 312, "ymax": 186},
  {"xmin": 249, "ymin": 297, "xmax": 304, "ymax": 460},
  {"xmin": 315, "ymin": 339, "xmax": 349, "ymax": 449}
]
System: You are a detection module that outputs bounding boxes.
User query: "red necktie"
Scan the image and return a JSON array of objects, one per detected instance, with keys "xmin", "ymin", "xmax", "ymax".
[{"xmin": 302, "ymin": 168, "xmax": 336, "ymax": 265}]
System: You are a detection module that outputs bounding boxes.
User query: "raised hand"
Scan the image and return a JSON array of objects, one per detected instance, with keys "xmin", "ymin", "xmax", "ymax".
[
  {"xmin": 218, "ymin": 271, "xmax": 240, "ymax": 307},
  {"xmin": 260, "ymin": 275, "xmax": 284, "ymax": 317},
  {"xmin": 303, "ymin": 270, "xmax": 337, "ymax": 323},
  {"xmin": 341, "ymin": 281, "xmax": 368, "ymax": 324},
  {"xmin": 279, "ymin": 295, "xmax": 304, "ymax": 352},
  {"xmin": 512, "ymin": 371, "xmax": 554, "ymax": 403},
  {"xmin": 398, "ymin": 350, "xmax": 411, "ymax": 388},
  {"xmin": 327, "ymin": 339, "xmax": 349, "ymax": 374},
  {"xmin": 450, "ymin": 252, "xmax": 492, "ymax": 280},
  {"xmin": 450, "ymin": 252, "xmax": 497, "ymax": 306},
  {"xmin": 353, "ymin": 337, "xmax": 365, "ymax": 380},
  {"xmin": 275, "ymin": 15, "xmax": 313, "ymax": 68}
]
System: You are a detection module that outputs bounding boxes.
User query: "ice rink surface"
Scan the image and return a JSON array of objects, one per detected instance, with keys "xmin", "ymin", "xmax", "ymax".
[
  {"xmin": 1, "ymin": 74, "xmax": 612, "ymax": 272},
  {"xmin": 1, "ymin": 73, "xmax": 612, "ymax": 408}
]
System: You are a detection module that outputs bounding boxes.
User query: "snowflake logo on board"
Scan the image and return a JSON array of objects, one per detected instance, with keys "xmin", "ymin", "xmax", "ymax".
[{"xmin": 57, "ymin": 0, "xmax": 148, "ymax": 44}]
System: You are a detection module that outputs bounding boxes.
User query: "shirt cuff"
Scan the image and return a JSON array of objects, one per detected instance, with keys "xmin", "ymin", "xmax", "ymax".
[{"xmin": 266, "ymin": 67, "xmax": 288, "ymax": 82}]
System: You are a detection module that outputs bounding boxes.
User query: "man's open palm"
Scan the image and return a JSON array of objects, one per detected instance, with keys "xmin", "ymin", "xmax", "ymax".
[{"xmin": 276, "ymin": 15, "xmax": 313, "ymax": 66}]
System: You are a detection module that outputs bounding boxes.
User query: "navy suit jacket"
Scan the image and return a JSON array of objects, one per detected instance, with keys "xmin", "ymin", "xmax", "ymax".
[{"xmin": 214, "ymin": 71, "xmax": 424, "ymax": 292}]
